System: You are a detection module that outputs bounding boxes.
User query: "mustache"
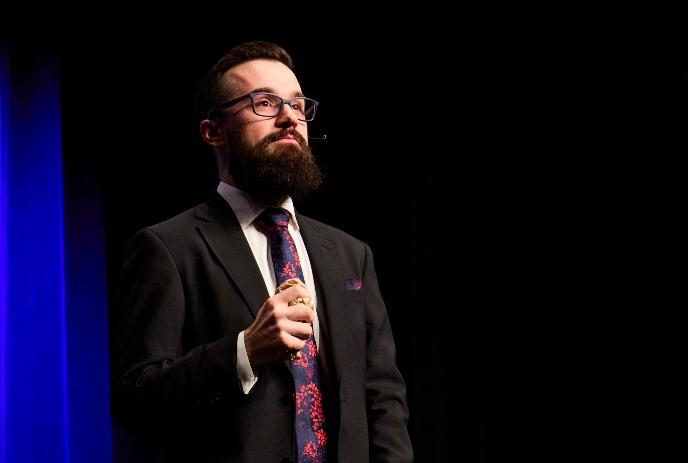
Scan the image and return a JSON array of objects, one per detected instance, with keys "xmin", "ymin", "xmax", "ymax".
[{"xmin": 262, "ymin": 129, "xmax": 307, "ymax": 148}]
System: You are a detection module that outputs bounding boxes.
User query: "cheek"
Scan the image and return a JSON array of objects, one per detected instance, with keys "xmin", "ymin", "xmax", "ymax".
[
  {"xmin": 234, "ymin": 122, "xmax": 268, "ymax": 146},
  {"xmin": 297, "ymin": 124, "xmax": 308, "ymax": 141}
]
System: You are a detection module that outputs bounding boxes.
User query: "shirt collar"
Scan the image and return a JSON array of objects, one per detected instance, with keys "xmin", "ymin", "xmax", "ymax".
[{"xmin": 216, "ymin": 181, "xmax": 299, "ymax": 231}]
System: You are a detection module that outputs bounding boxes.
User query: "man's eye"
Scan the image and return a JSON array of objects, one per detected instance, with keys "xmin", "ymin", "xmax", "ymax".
[{"xmin": 256, "ymin": 99, "xmax": 274, "ymax": 107}]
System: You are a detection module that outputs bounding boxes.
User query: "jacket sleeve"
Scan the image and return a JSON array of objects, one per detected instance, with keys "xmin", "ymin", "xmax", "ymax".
[
  {"xmin": 110, "ymin": 228, "xmax": 244, "ymax": 427},
  {"xmin": 362, "ymin": 243, "xmax": 414, "ymax": 462}
]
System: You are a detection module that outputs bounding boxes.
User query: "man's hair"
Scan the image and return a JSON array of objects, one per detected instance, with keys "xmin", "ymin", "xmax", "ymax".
[{"xmin": 194, "ymin": 41, "xmax": 295, "ymax": 122}]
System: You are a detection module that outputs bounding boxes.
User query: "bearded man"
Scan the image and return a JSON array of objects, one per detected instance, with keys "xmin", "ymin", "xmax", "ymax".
[{"xmin": 111, "ymin": 41, "xmax": 412, "ymax": 463}]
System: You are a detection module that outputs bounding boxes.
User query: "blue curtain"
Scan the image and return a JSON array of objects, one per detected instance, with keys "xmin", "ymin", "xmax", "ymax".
[{"xmin": 0, "ymin": 44, "xmax": 112, "ymax": 463}]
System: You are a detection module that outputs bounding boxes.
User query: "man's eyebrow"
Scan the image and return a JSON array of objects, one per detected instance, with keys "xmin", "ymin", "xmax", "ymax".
[{"xmin": 250, "ymin": 87, "xmax": 305, "ymax": 98}]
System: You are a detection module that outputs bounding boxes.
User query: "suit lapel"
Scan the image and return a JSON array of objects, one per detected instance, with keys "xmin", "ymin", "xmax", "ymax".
[
  {"xmin": 195, "ymin": 197, "xmax": 350, "ymax": 385},
  {"xmin": 196, "ymin": 193, "xmax": 268, "ymax": 318},
  {"xmin": 298, "ymin": 214, "xmax": 349, "ymax": 386}
]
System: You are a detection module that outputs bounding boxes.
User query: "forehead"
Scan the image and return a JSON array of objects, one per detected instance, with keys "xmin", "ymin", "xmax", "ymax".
[{"xmin": 222, "ymin": 59, "xmax": 302, "ymax": 98}]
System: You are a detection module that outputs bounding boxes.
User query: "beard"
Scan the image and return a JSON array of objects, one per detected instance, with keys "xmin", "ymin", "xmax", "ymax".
[{"xmin": 225, "ymin": 128, "xmax": 324, "ymax": 204}]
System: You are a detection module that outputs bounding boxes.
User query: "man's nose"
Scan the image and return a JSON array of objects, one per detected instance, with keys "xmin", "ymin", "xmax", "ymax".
[{"xmin": 275, "ymin": 103, "xmax": 300, "ymax": 128}]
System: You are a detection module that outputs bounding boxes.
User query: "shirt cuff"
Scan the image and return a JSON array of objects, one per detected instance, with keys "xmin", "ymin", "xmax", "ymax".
[{"xmin": 236, "ymin": 331, "xmax": 258, "ymax": 394}]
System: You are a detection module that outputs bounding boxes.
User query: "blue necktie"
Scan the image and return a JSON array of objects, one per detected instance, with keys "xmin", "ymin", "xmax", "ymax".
[{"xmin": 254, "ymin": 208, "xmax": 328, "ymax": 463}]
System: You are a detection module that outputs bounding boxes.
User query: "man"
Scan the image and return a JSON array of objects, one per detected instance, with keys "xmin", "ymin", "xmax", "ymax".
[{"xmin": 111, "ymin": 41, "xmax": 412, "ymax": 463}]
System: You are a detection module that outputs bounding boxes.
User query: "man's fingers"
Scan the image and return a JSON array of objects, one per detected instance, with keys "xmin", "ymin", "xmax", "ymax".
[
  {"xmin": 281, "ymin": 331, "xmax": 307, "ymax": 351},
  {"xmin": 284, "ymin": 303, "xmax": 314, "ymax": 323},
  {"xmin": 275, "ymin": 284, "xmax": 309, "ymax": 303},
  {"xmin": 280, "ymin": 319, "xmax": 313, "ymax": 340},
  {"xmin": 275, "ymin": 277, "xmax": 306, "ymax": 293}
]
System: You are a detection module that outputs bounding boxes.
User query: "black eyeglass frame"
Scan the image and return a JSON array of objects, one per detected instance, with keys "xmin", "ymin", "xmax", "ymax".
[{"xmin": 207, "ymin": 91, "xmax": 319, "ymax": 122}]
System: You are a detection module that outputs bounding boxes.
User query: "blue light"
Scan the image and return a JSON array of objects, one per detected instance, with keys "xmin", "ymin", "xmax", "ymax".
[
  {"xmin": 2, "ymin": 50, "xmax": 69, "ymax": 463},
  {"xmin": 1, "ymin": 43, "xmax": 10, "ymax": 463},
  {"xmin": 0, "ymin": 46, "xmax": 111, "ymax": 463}
]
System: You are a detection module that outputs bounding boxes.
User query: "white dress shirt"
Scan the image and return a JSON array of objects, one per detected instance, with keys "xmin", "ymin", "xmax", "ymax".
[{"xmin": 216, "ymin": 181, "xmax": 320, "ymax": 394}]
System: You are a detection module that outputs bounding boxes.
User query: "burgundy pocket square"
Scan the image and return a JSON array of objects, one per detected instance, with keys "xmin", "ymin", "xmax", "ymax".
[{"xmin": 346, "ymin": 278, "xmax": 362, "ymax": 290}]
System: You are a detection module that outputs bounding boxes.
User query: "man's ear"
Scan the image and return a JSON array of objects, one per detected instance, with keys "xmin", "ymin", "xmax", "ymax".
[{"xmin": 199, "ymin": 119, "xmax": 225, "ymax": 147}]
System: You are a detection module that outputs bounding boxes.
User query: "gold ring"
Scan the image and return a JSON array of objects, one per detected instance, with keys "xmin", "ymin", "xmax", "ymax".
[{"xmin": 288, "ymin": 297, "xmax": 314, "ymax": 310}]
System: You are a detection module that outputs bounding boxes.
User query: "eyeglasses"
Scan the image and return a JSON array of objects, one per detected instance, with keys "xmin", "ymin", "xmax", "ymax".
[{"xmin": 208, "ymin": 91, "xmax": 319, "ymax": 122}]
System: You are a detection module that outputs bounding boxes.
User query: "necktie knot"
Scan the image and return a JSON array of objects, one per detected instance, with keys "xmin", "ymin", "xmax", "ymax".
[{"xmin": 253, "ymin": 207, "xmax": 290, "ymax": 235}]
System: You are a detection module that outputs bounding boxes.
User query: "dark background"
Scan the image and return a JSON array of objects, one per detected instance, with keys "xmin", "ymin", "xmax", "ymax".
[
  {"xmin": 5, "ymin": 12, "xmax": 686, "ymax": 462},
  {"xmin": 55, "ymin": 25, "xmax": 474, "ymax": 461}
]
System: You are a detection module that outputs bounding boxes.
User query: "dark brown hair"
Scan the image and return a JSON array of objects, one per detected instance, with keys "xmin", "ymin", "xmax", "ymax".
[{"xmin": 194, "ymin": 41, "xmax": 295, "ymax": 122}]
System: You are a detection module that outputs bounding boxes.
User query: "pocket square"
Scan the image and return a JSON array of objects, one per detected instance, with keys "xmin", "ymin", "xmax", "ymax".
[{"xmin": 346, "ymin": 278, "xmax": 362, "ymax": 291}]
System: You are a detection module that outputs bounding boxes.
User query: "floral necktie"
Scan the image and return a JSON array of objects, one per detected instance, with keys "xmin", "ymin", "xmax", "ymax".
[{"xmin": 254, "ymin": 207, "xmax": 328, "ymax": 463}]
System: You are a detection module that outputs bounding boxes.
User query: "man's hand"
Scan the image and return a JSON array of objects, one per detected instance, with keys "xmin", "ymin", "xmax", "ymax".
[{"xmin": 244, "ymin": 281, "xmax": 314, "ymax": 367}]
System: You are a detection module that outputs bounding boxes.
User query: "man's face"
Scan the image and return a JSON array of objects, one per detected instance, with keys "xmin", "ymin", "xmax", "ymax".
[
  {"xmin": 213, "ymin": 59, "xmax": 322, "ymax": 203},
  {"xmin": 221, "ymin": 59, "xmax": 309, "ymax": 149}
]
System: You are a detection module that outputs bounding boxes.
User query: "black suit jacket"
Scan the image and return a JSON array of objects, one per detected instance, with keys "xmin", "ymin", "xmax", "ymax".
[{"xmin": 111, "ymin": 193, "xmax": 413, "ymax": 463}]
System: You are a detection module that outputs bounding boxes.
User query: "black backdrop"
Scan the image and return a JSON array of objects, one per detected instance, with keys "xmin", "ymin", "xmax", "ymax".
[
  {"xmin": 56, "ymin": 27, "xmax": 479, "ymax": 461},
  {"xmin": 6, "ymin": 12, "xmax": 686, "ymax": 462}
]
